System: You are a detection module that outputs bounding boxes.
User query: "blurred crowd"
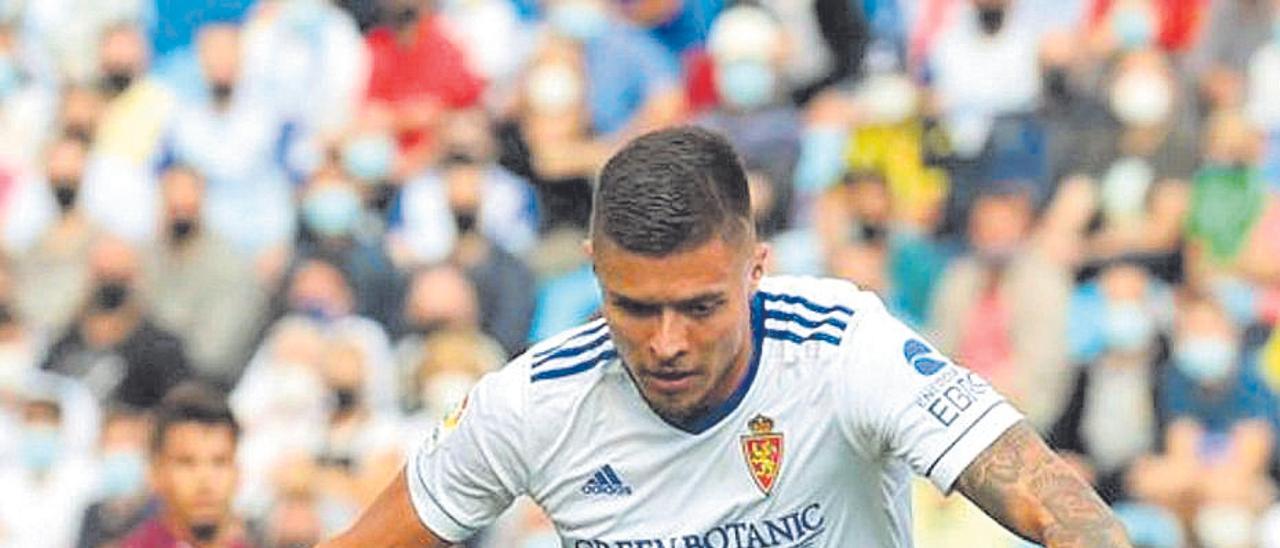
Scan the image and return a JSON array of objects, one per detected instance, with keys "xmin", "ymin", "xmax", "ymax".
[{"xmin": 2, "ymin": 0, "xmax": 1280, "ymax": 546}]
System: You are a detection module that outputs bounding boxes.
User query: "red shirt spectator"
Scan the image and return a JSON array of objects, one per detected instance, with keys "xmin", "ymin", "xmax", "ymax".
[
  {"xmin": 365, "ymin": 14, "xmax": 485, "ymax": 152},
  {"xmin": 1087, "ymin": 0, "xmax": 1208, "ymax": 53}
]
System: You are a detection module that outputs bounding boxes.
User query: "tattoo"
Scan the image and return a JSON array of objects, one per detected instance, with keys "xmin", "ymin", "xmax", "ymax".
[{"xmin": 956, "ymin": 422, "xmax": 1131, "ymax": 548}]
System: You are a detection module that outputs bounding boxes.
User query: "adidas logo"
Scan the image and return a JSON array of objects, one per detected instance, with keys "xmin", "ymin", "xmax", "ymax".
[{"xmin": 581, "ymin": 464, "xmax": 633, "ymax": 496}]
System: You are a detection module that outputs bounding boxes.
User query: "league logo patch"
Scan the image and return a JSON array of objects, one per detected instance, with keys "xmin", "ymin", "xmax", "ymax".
[
  {"xmin": 426, "ymin": 394, "xmax": 469, "ymax": 455},
  {"xmin": 741, "ymin": 414, "xmax": 783, "ymax": 496},
  {"xmin": 903, "ymin": 338, "xmax": 947, "ymax": 376}
]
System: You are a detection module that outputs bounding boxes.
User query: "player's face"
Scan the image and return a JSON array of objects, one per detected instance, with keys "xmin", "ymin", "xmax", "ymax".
[
  {"xmin": 151, "ymin": 423, "xmax": 239, "ymax": 535},
  {"xmin": 593, "ymin": 235, "xmax": 766, "ymax": 426}
]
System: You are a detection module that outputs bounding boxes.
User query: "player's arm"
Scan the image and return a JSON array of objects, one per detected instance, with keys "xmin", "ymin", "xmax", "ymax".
[
  {"xmin": 955, "ymin": 421, "xmax": 1131, "ymax": 548},
  {"xmin": 317, "ymin": 468, "xmax": 451, "ymax": 548}
]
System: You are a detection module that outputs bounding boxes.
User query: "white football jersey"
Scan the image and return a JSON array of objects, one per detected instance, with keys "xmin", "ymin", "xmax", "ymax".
[{"xmin": 407, "ymin": 276, "xmax": 1023, "ymax": 547}]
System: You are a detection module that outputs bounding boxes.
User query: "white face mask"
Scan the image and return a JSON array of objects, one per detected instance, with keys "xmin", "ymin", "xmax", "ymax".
[
  {"xmin": 527, "ymin": 63, "xmax": 584, "ymax": 115},
  {"xmin": 1101, "ymin": 156, "xmax": 1155, "ymax": 221},
  {"xmin": 1110, "ymin": 71, "xmax": 1173, "ymax": 127},
  {"xmin": 856, "ymin": 73, "xmax": 918, "ymax": 125}
]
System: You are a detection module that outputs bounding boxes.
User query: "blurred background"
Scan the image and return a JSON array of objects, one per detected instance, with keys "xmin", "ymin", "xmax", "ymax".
[{"xmin": 1, "ymin": 0, "xmax": 1280, "ymax": 546}]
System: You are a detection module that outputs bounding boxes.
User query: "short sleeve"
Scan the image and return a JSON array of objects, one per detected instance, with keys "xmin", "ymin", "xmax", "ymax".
[
  {"xmin": 405, "ymin": 364, "xmax": 528, "ymax": 542},
  {"xmin": 835, "ymin": 296, "xmax": 1023, "ymax": 493}
]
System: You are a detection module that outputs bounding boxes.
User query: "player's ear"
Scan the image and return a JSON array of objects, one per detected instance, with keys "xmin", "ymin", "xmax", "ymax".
[
  {"xmin": 748, "ymin": 243, "xmax": 769, "ymax": 287},
  {"xmin": 583, "ymin": 238, "xmax": 594, "ymax": 258}
]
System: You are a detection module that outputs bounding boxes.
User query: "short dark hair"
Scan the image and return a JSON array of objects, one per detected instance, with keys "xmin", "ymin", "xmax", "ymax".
[
  {"xmin": 591, "ymin": 126, "xmax": 753, "ymax": 256},
  {"xmin": 151, "ymin": 383, "xmax": 239, "ymax": 455}
]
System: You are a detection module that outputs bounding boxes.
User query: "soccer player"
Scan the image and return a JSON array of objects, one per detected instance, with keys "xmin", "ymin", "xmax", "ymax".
[
  {"xmin": 322, "ymin": 126, "xmax": 1129, "ymax": 547},
  {"xmin": 121, "ymin": 383, "xmax": 250, "ymax": 547}
]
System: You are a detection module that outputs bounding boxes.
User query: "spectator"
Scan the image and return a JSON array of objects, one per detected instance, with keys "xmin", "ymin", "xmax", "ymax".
[
  {"xmin": 120, "ymin": 383, "xmax": 252, "ymax": 547},
  {"xmin": 394, "ymin": 264, "xmax": 485, "ymax": 386},
  {"xmin": 815, "ymin": 171, "xmax": 949, "ymax": 327},
  {"xmin": 0, "ymin": 260, "xmax": 41, "ymax": 382},
  {"xmin": 929, "ymin": 179, "xmax": 1089, "ymax": 429},
  {"xmin": 520, "ymin": 0, "xmax": 685, "ymax": 183},
  {"xmin": 11, "ymin": 136, "xmax": 102, "ymax": 333},
  {"xmin": 0, "ymin": 390, "xmax": 97, "ymax": 548},
  {"xmin": 240, "ymin": 0, "xmax": 369, "ymax": 141},
  {"xmin": 81, "ymin": 23, "xmax": 172, "ymax": 243},
  {"xmin": 295, "ymin": 175, "xmax": 403, "ymax": 330},
  {"xmin": 1048, "ymin": 50, "xmax": 1196, "ymax": 276},
  {"xmin": 75, "ymin": 407, "xmax": 157, "ymax": 548},
  {"xmin": 697, "ymin": 5, "xmax": 803, "ymax": 236},
  {"xmin": 1128, "ymin": 291, "xmax": 1278, "ymax": 541},
  {"xmin": 41, "ymin": 238, "xmax": 191, "ymax": 409},
  {"xmin": 266, "ymin": 258, "xmax": 398, "ymax": 410},
  {"xmin": 928, "ymin": 0, "xmax": 1047, "ymax": 237},
  {"xmin": 164, "ymin": 24, "xmax": 295, "ymax": 260},
  {"xmin": 394, "ymin": 109, "xmax": 539, "ymax": 264},
  {"xmin": 312, "ymin": 337, "xmax": 405, "ymax": 528},
  {"xmin": 1051, "ymin": 262, "xmax": 1170, "ymax": 503},
  {"xmin": 364, "ymin": 0, "xmax": 485, "ymax": 176},
  {"xmin": 145, "ymin": 166, "xmax": 265, "ymax": 390}
]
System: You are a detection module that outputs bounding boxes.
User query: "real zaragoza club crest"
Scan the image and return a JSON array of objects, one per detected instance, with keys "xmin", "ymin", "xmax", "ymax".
[{"xmin": 741, "ymin": 414, "xmax": 783, "ymax": 495}]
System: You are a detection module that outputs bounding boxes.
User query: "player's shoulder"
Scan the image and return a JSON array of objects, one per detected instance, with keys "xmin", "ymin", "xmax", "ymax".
[
  {"xmin": 756, "ymin": 275, "xmax": 886, "ymax": 338},
  {"xmin": 498, "ymin": 317, "xmax": 616, "ymax": 407}
]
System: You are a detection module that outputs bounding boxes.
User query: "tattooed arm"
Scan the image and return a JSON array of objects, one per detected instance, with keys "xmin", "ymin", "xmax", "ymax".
[{"xmin": 955, "ymin": 421, "xmax": 1132, "ymax": 548}]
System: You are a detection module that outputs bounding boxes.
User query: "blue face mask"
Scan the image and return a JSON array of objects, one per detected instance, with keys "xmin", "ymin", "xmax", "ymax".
[
  {"xmin": 303, "ymin": 185, "xmax": 362, "ymax": 238},
  {"xmin": 342, "ymin": 134, "xmax": 395, "ymax": 182},
  {"xmin": 0, "ymin": 56, "xmax": 20, "ymax": 99},
  {"xmin": 1175, "ymin": 337, "xmax": 1238, "ymax": 385},
  {"xmin": 1104, "ymin": 300, "xmax": 1155, "ymax": 353},
  {"xmin": 21, "ymin": 426, "xmax": 61, "ymax": 473},
  {"xmin": 99, "ymin": 449, "xmax": 147, "ymax": 498},
  {"xmin": 1111, "ymin": 5, "xmax": 1155, "ymax": 50},
  {"xmin": 716, "ymin": 60, "xmax": 776, "ymax": 111},
  {"xmin": 549, "ymin": 1, "xmax": 608, "ymax": 42}
]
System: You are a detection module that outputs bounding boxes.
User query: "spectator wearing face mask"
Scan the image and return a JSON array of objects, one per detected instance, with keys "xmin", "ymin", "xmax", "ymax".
[
  {"xmin": 393, "ymin": 264, "xmax": 485, "ymax": 390},
  {"xmin": 1051, "ymin": 262, "xmax": 1172, "ymax": 503},
  {"xmin": 927, "ymin": 0, "xmax": 1048, "ymax": 238},
  {"xmin": 1048, "ymin": 50, "xmax": 1196, "ymax": 278},
  {"xmin": 1128, "ymin": 291, "xmax": 1279, "ymax": 544},
  {"xmin": 240, "ymin": 0, "xmax": 369, "ymax": 144},
  {"xmin": 75, "ymin": 407, "xmax": 157, "ymax": 548},
  {"xmin": 392, "ymin": 109, "xmax": 539, "ymax": 264},
  {"xmin": 120, "ymin": 383, "xmax": 252, "ymax": 548},
  {"xmin": 364, "ymin": 0, "xmax": 485, "ymax": 178},
  {"xmin": 40, "ymin": 237, "xmax": 191, "ymax": 409},
  {"xmin": 82, "ymin": 23, "xmax": 176, "ymax": 243},
  {"xmin": 696, "ymin": 5, "xmax": 801, "ymax": 236},
  {"xmin": 162, "ymin": 24, "xmax": 296, "ymax": 262},
  {"xmin": 1182, "ymin": 111, "xmax": 1280, "ymax": 334},
  {"xmin": 312, "ymin": 338, "xmax": 406, "ymax": 529},
  {"xmin": 0, "ymin": 390, "xmax": 98, "ymax": 548},
  {"xmin": 295, "ymin": 174, "xmax": 403, "ymax": 330},
  {"xmin": 259, "ymin": 259, "xmax": 398, "ymax": 412},
  {"xmin": 11, "ymin": 136, "xmax": 104, "ymax": 334},
  {"xmin": 1084, "ymin": 0, "xmax": 1206, "ymax": 57},
  {"xmin": 145, "ymin": 166, "xmax": 266, "ymax": 391},
  {"xmin": 517, "ymin": 0, "xmax": 686, "ymax": 188}
]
